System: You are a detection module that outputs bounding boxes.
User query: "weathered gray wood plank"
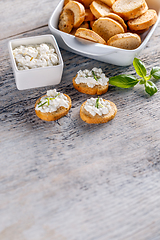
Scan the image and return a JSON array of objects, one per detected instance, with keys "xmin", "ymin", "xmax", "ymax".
[
  {"xmin": 1, "ymin": 2, "xmax": 160, "ymax": 239},
  {"xmin": 0, "ymin": 0, "xmax": 60, "ymax": 40},
  {"xmin": 1, "ymin": 25, "xmax": 160, "ymax": 239}
]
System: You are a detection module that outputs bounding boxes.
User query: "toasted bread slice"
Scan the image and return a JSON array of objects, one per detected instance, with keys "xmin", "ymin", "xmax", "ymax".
[
  {"xmin": 64, "ymin": 0, "xmax": 93, "ymax": 8},
  {"xmin": 90, "ymin": 20, "xmax": 96, "ymax": 29},
  {"xmin": 85, "ymin": 8, "xmax": 95, "ymax": 21},
  {"xmin": 80, "ymin": 0, "xmax": 94, "ymax": 8},
  {"xmin": 80, "ymin": 99, "xmax": 117, "ymax": 124},
  {"xmin": 73, "ymin": 74, "xmax": 109, "ymax": 95},
  {"xmin": 35, "ymin": 94, "xmax": 72, "ymax": 121},
  {"xmin": 100, "ymin": 0, "xmax": 115, "ymax": 7},
  {"xmin": 64, "ymin": 1, "xmax": 85, "ymax": 28},
  {"xmin": 75, "ymin": 28, "xmax": 106, "ymax": 44},
  {"xmin": 130, "ymin": 27, "xmax": 150, "ymax": 34},
  {"xmin": 112, "ymin": 0, "xmax": 148, "ymax": 21},
  {"xmin": 128, "ymin": 9, "xmax": 158, "ymax": 31},
  {"xmin": 107, "ymin": 13, "xmax": 128, "ymax": 32},
  {"xmin": 92, "ymin": 17, "xmax": 124, "ymax": 42},
  {"xmin": 70, "ymin": 21, "xmax": 90, "ymax": 35},
  {"xmin": 58, "ymin": 9, "xmax": 74, "ymax": 33},
  {"xmin": 64, "ymin": 0, "xmax": 71, "ymax": 6},
  {"xmin": 90, "ymin": 0, "xmax": 112, "ymax": 18},
  {"xmin": 107, "ymin": 32, "xmax": 141, "ymax": 49}
]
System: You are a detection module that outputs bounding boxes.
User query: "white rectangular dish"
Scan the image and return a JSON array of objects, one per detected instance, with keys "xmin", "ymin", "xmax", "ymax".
[
  {"xmin": 49, "ymin": 0, "xmax": 160, "ymax": 66},
  {"xmin": 8, "ymin": 34, "xmax": 63, "ymax": 90}
]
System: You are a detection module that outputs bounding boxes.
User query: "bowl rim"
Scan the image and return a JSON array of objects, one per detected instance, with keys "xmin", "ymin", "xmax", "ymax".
[{"xmin": 8, "ymin": 34, "xmax": 64, "ymax": 73}]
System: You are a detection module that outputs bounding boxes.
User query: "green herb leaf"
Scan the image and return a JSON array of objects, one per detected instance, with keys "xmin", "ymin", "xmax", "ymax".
[
  {"xmin": 151, "ymin": 67, "xmax": 160, "ymax": 79},
  {"xmin": 145, "ymin": 81, "xmax": 158, "ymax": 96},
  {"xmin": 133, "ymin": 58, "xmax": 147, "ymax": 79},
  {"xmin": 139, "ymin": 79, "xmax": 145, "ymax": 85},
  {"xmin": 109, "ymin": 74, "xmax": 139, "ymax": 88},
  {"xmin": 95, "ymin": 97, "xmax": 99, "ymax": 108},
  {"xmin": 145, "ymin": 75, "xmax": 151, "ymax": 81}
]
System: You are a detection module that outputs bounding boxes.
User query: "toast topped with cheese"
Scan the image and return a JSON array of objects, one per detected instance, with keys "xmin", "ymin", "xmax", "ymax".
[
  {"xmin": 80, "ymin": 97, "xmax": 117, "ymax": 124},
  {"xmin": 73, "ymin": 68, "xmax": 109, "ymax": 95},
  {"xmin": 35, "ymin": 89, "xmax": 72, "ymax": 121}
]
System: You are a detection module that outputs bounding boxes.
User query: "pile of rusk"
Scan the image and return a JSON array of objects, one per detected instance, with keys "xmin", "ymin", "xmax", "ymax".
[{"xmin": 58, "ymin": 0, "xmax": 158, "ymax": 49}]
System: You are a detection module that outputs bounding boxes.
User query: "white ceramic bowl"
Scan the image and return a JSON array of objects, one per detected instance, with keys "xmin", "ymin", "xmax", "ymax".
[
  {"xmin": 48, "ymin": 0, "xmax": 160, "ymax": 66},
  {"xmin": 8, "ymin": 34, "xmax": 64, "ymax": 90}
]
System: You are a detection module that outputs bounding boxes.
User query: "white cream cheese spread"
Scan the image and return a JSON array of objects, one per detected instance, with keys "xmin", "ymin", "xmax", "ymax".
[
  {"xmin": 75, "ymin": 68, "xmax": 109, "ymax": 88},
  {"xmin": 13, "ymin": 43, "xmax": 59, "ymax": 70},
  {"xmin": 84, "ymin": 97, "xmax": 111, "ymax": 116},
  {"xmin": 35, "ymin": 89, "xmax": 69, "ymax": 113}
]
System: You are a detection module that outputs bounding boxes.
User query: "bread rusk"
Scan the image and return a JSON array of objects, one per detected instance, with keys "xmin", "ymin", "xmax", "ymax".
[
  {"xmin": 100, "ymin": 0, "xmax": 115, "ymax": 8},
  {"xmin": 75, "ymin": 28, "xmax": 106, "ymax": 44},
  {"xmin": 64, "ymin": 0, "xmax": 71, "ymax": 6},
  {"xmin": 58, "ymin": 9, "xmax": 74, "ymax": 33},
  {"xmin": 64, "ymin": 0, "xmax": 93, "ymax": 8},
  {"xmin": 85, "ymin": 8, "xmax": 95, "ymax": 21},
  {"xmin": 64, "ymin": 1, "xmax": 85, "ymax": 28},
  {"xmin": 70, "ymin": 21, "xmax": 90, "ymax": 35},
  {"xmin": 35, "ymin": 90, "xmax": 72, "ymax": 121},
  {"xmin": 72, "ymin": 68, "xmax": 109, "ymax": 95},
  {"xmin": 80, "ymin": 98, "xmax": 117, "ymax": 124},
  {"xmin": 90, "ymin": 20, "xmax": 96, "ymax": 29},
  {"xmin": 80, "ymin": 0, "xmax": 94, "ymax": 8},
  {"xmin": 130, "ymin": 27, "xmax": 150, "ymax": 35},
  {"xmin": 112, "ymin": 0, "xmax": 148, "ymax": 21},
  {"xmin": 73, "ymin": 75, "xmax": 109, "ymax": 95},
  {"xmin": 128, "ymin": 9, "xmax": 158, "ymax": 31},
  {"xmin": 107, "ymin": 13, "xmax": 128, "ymax": 32},
  {"xmin": 107, "ymin": 32, "xmax": 141, "ymax": 49},
  {"xmin": 90, "ymin": 0, "xmax": 112, "ymax": 19},
  {"xmin": 92, "ymin": 17, "xmax": 124, "ymax": 42}
]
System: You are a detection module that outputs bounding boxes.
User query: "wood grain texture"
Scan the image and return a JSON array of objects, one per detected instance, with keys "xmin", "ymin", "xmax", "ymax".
[
  {"xmin": 0, "ymin": 0, "xmax": 61, "ymax": 40},
  {"xmin": 1, "ymin": 0, "xmax": 160, "ymax": 239}
]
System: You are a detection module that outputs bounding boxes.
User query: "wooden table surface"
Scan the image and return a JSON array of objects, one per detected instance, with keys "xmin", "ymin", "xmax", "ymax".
[{"xmin": 1, "ymin": 1, "xmax": 160, "ymax": 239}]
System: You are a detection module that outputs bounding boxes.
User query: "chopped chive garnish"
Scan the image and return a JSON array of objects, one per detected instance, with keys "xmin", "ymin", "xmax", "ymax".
[
  {"xmin": 95, "ymin": 97, "xmax": 100, "ymax": 108},
  {"xmin": 92, "ymin": 70, "xmax": 98, "ymax": 81},
  {"xmin": 99, "ymin": 102, "xmax": 104, "ymax": 108},
  {"xmin": 92, "ymin": 70, "xmax": 100, "ymax": 81},
  {"xmin": 47, "ymin": 97, "xmax": 50, "ymax": 105},
  {"xmin": 95, "ymin": 97, "xmax": 104, "ymax": 109},
  {"xmin": 50, "ymin": 93, "xmax": 60, "ymax": 100},
  {"xmin": 38, "ymin": 101, "xmax": 47, "ymax": 108},
  {"xmin": 38, "ymin": 93, "xmax": 60, "ymax": 108}
]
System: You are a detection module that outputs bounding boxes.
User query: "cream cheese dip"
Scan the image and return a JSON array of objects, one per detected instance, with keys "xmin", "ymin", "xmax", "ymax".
[
  {"xmin": 84, "ymin": 97, "xmax": 111, "ymax": 116},
  {"xmin": 12, "ymin": 43, "xmax": 59, "ymax": 70},
  {"xmin": 75, "ymin": 68, "xmax": 109, "ymax": 88},
  {"xmin": 35, "ymin": 89, "xmax": 69, "ymax": 113}
]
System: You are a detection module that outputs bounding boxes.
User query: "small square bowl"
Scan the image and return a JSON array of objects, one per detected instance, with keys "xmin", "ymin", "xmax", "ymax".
[
  {"xmin": 8, "ymin": 34, "xmax": 64, "ymax": 90},
  {"xmin": 48, "ymin": 0, "xmax": 160, "ymax": 66}
]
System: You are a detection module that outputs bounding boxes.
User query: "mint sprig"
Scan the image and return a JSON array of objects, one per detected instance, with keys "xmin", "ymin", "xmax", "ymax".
[{"xmin": 109, "ymin": 58, "xmax": 159, "ymax": 96}]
